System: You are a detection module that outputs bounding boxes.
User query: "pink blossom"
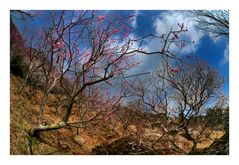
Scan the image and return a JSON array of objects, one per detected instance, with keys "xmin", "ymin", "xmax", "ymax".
[
  {"xmin": 170, "ymin": 67, "xmax": 181, "ymax": 73},
  {"xmin": 129, "ymin": 60, "xmax": 142, "ymax": 68},
  {"xmin": 52, "ymin": 43, "xmax": 57, "ymax": 47},
  {"xmin": 108, "ymin": 80, "xmax": 113, "ymax": 85},
  {"xmin": 122, "ymin": 24, "xmax": 131, "ymax": 31},
  {"xmin": 113, "ymin": 68, "xmax": 121, "ymax": 75},
  {"xmin": 102, "ymin": 34, "xmax": 108, "ymax": 41},
  {"xmin": 80, "ymin": 51, "xmax": 91, "ymax": 63},
  {"xmin": 112, "ymin": 58, "xmax": 119, "ymax": 65},
  {"xmin": 76, "ymin": 48, "xmax": 80, "ymax": 53},
  {"xmin": 112, "ymin": 28, "xmax": 119, "ymax": 34},
  {"xmin": 84, "ymin": 51, "xmax": 91, "ymax": 57},
  {"xmin": 108, "ymin": 51, "xmax": 113, "ymax": 60},
  {"xmin": 52, "ymin": 41, "xmax": 64, "ymax": 49},
  {"xmin": 56, "ymin": 42, "xmax": 61, "ymax": 46},
  {"xmin": 98, "ymin": 15, "xmax": 105, "ymax": 23}
]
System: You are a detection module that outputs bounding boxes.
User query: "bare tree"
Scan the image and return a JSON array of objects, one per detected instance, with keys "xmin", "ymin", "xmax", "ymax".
[
  {"xmin": 155, "ymin": 60, "xmax": 224, "ymax": 153},
  {"xmin": 10, "ymin": 10, "xmax": 34, "ymax": 20},
  {"xmin": 192, "ymin": 10, "xmax": 229, "ymax": 38},
  {"xmin": 124, "ymin": 73, "xmax": 170, "ymax": 121},
  {"xmin": 124, "ymin": 57, "xmax": 225, "ymax": 154}
]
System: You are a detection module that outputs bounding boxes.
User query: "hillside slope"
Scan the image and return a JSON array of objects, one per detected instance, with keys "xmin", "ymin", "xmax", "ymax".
[{"xmin": 11, "ymin": 74, "xmax": 227, "ymax": 155}]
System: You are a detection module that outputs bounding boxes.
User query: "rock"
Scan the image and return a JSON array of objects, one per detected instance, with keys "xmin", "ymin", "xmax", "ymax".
[
  {"xmin": 74, "ymin": 135, "xmax": 85, "ymax": 146},
  {"xmin": 114, "ymin": 124, "xmax": 123, "ymax": 137},
  {"xmin": 127, "ymin": 125, "xmax": 137, "ymax": 133}
]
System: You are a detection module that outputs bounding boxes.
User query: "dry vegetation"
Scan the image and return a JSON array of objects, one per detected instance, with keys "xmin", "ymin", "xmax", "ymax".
[{"xmin": 11, "ymin": 75, "xmax": 226, "ymax": 155}]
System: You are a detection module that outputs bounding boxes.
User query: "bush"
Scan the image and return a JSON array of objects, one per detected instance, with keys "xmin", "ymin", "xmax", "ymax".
[
  {"xmin": 10, "ymin": 55, "xmax": 27, "ymax": 78},
  {"xmin": 206, "ymin": 108, "xmax": 229, "ymax": 131}
]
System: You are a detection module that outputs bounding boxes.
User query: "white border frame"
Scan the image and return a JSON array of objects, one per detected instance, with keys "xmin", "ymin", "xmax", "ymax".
[{"xmin": 1, "ymin": 0, "xmax": 238, "ymax": 164}]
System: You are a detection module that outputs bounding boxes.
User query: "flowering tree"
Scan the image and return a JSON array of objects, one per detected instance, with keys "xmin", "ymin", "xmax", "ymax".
[
  {"xmin": 26, "ymin": 10, "xmax": 144, "ymax": 136},
  {"xmin": 11, "ymin": 10, "xmax": 190, "ymax": 139}
]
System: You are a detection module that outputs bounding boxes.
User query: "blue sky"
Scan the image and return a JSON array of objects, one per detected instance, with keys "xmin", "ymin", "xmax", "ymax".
[{"xmin": 12, "ymin": 10, "xmax": 229, "ymax": 96}]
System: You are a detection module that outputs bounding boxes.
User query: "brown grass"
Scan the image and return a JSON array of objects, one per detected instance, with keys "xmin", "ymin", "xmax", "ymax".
[{"xmin": 10, "ymin": 75, "xmax": 226, "ymax": 155}]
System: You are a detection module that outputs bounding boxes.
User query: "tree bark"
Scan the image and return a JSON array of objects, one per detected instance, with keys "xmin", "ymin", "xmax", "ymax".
[
  {"xmin": 30, "ymin": 121, "xmax": 67, "ymax": 137},
  {"xmin": 30, "ymin": 100, "xmax": 74, "ymax": 137}
]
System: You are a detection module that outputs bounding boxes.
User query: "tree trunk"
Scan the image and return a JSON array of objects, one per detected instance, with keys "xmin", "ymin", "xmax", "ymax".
[
  {"xmin": 63, "ymin": 101, "xmax": 74, "ymax": 123},
  {"xmin": 37, "ymin": 95, "xmax": 48, "ymax": 125},
  {"xmin": 29, "ymin": 121, "xmax": 67, "ymax": 137},
  {"xmin": 30, "ymin": 100, "xmax": 74, "ymax": 137},
  {"xmin": 190, "ymin": 141, "xmax": 197, "ymax": 154}
]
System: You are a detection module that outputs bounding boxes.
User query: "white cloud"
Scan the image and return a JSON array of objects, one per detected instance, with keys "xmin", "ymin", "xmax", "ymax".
[
  {"xmin": 131, "ymin": 10, "xmax": 139, "ymax": 28},
  {"xmin": 221, "ymin": 44, "xmax": 229, "ymax": 65},
  {"xmin": 127, "ymin": 11, "xmax": 229, "ymax": 77},
  {"xmin": 152, "ymin": 10, "xmax": 205, "ymax": 54},
  {"xmin": 130, "ymin": 11, "xmax": 208, "ymax": 76}
]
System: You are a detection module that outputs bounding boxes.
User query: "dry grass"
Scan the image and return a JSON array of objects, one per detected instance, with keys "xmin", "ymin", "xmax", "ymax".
[
  {"xmin": 10, "ymin": 75, "xmax": 226, "ymax": 155},
  {"xmin": 10, "ymin": 76, "xmax": 120, "ymax": 154}
]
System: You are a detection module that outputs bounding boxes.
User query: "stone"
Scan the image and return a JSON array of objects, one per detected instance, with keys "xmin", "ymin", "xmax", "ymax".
[
  {"xmin": 74, "ymin": 135, "xmax": 85, "ymax": 146},
  {"xmin": 127, "ymin": 125, "xmax": 137, "ymax": 133}
]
